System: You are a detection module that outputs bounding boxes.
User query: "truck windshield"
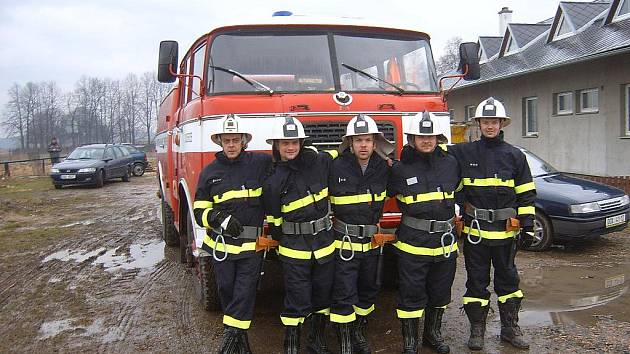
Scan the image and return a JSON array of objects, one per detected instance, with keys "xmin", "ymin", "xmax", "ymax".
[{"xmin": 208, "ymin": 29, "xmax": 437, "ymax": 94}]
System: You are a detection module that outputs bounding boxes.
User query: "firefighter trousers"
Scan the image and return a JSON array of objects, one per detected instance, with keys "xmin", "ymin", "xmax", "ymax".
[
  {"xmin": 463, "ymin": 241, "xmax": 521, "ymax": 302},
  {"xmin": 213, "ymin": 253, "xmax": 263, "ymax": 329},
  {"xmin": 397, "ymin": 255, "xmax": 456, "ymax": 318},
  {"xmin": 280, "ymin": 259, "xmax": 335, "ymax": 326},
  {"xmin": 330, "ymin": 254, "xmax": 379, "ymax": 323}
]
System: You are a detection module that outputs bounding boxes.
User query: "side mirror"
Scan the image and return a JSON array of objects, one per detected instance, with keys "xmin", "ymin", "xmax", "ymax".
[
  {"xmin": 458, "ymin": 42, "xmax": 480, "ymax": 81},
  {"xmin": 158, "ymin": 40, "xmax": 179, "ymax": 83}
]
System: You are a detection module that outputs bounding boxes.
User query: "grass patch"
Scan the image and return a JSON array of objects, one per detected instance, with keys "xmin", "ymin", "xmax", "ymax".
[{"xmin": 0, "ymin": 226, "xmax": 69, "ymax": 254}]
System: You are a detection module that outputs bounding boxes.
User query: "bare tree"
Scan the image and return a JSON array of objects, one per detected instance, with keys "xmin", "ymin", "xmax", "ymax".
[
  {"xmin": 435, "ymin": 37, "xmax": 463, "ymax": 77},
  {"xmin": 3, "ymin": 83, "xmax": 26, "ymax": 148}
]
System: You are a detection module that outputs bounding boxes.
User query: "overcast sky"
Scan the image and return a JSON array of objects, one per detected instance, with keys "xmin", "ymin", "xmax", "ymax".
[{"xmin": 0, "ymin": 0, "xmax": 574, "ymax": 110}]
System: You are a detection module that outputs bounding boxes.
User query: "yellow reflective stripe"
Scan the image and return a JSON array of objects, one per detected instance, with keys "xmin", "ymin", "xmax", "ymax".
[
  {"xmin": 463, "ymin": 178, "xmax": 515, "ymax": 188},
  {"xmin": 266, "ymin": 215, "xmax": 283, "ymax": 226},
  {"xmin": 316, "ymin": 308, "xmax": 330, "ymax": 315},
  {"xmin": 314, "ymin": 242, "xmax": 336, "ymax": 259},
  {"xmin": 193, "ymin": 200, "xmax": 213, "ymax": 209},
  {"xmin": 397, "ymin": 308, "xmax": 424, "ymax": 319},
  {"xmin": 396, "ymin": 191, "xmax": 454, "ymax": 204},
  {"xmin": 278, "ymin": 245, "xmax": 312, "ymax": 260},
  {"xmin": 463, "ymin": 297, "xmax": 489, "ymax": 306},
  {"xmin": 330, "ymin": 191, "xmax": 386, "ymax": 205},
  {"xmin": 514, "ymin": 182, "xmax": 535, "ymax": 194},
  {"xmin": 455, "ymin": 180, "xmax": 464, "ymax": 192},
  {"xmin": 203, "ymin": 235, "xmax": 256, "ymax": 254},
  {"xmin": 325, "ymin": 150, "xmax": 339, "ymax": 159},
  {"xmin": 281, "ymin": 316, "xmax": 305, "ymax": 326},
  {"xmin": 281, "ymin": 188, "xmax": 329, "ymax": 213},
  {"xmin": 353, "ymin": 304, "xmax": 375, "ymax": 316},
  {"xmin": 223, "ymin": 315, "xmax": 251, "ymax": 329},
  {"xmin": 333, "ymin": 240, "xmax": 377, "ymax": 252},
  {"xmin": 213, "ymin": 188, "xmax": 262, "ymax": 204},
  {"xmin": 439, "ymin": 144, "xmax": 448, "ymax": 151},
  {"xmin": 518, "ymin": 206, "xmax": 535, "ymax": 215},
  {"xmin": 498, "ymin": 290, "xmax": 524, "ymax": 303},
  {"xmin": 463, "ymin": 226, "xmax": 517, "ymax": 240},
  {"xmin": 393, "ymin": 240, "xmax": 459, "ymax": 256},
  {"xmin": 330, "ymin": 312, "xmax": 356, "ymax": 323},
  {"xmin": 202, "ymin": 208, "xmax": 212, "ymax": 229}
]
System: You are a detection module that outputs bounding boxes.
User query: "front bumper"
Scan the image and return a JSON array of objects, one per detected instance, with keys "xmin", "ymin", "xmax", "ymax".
[
  {"xmin": 550, "ymin": 208, "xmax": 630, "ymax": 240},
  {"xmin": 50, "ymin": 172, "xmax": 97, "ymax": 186}
]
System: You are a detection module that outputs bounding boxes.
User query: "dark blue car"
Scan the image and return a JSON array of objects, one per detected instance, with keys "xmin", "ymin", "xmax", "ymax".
[
  {"xmin": 50, "ymin": 144, "xmax": 131, "ymax": 189},
  {"xmin": 521, "ymin": 148, "xmax": 629, "ymax": 251},
  {"xmin": 118, "ymin": 144, "xmax": 148, "ymax": 176}
]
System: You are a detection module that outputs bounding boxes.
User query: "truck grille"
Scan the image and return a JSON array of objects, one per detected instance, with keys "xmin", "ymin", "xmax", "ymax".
[
  {"xmin": 302, "ymin": 121, "xmax": 396, "ymax": 151},
  {"xmin": 597, "ymin": 196, "xmax": 628, "ymax": 211}
]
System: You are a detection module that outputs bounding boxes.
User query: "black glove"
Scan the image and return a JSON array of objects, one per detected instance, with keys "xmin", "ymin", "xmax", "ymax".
[{"xmin": 209, "ymin": 211, "xmax": 244, "ymax": 237}]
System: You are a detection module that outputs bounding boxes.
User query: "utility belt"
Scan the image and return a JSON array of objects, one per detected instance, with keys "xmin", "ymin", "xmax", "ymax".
[
  {"xmin": 333, "ymin": 219, "xmax": 378, "ymax": 239},
  {"xmin": 464, "ymin": 203, "xmax": 520, "ymax": 245},
  {"xmin": 213, "ymin": 226, "xmax": 263, "ymax": 240},
  {"xmin": 401, "ymin": 215, "xmax": 455, "ymax": 233},
  {"xmin": 282, "ymin": 214, "xmax": 332, "ymax": 235}
]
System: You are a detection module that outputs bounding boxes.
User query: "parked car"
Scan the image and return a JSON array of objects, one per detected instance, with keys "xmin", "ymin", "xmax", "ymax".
[
  {"xmin": 521, "ymin": 148, "xmax": 629, "ymax": 251},
  {"xmin": 118, "ymin": 144, "xmax": 148, "ymax": 176},
  {"xmin": 50, "ymin": 144, "xmax": 131, "ymax": 189}
]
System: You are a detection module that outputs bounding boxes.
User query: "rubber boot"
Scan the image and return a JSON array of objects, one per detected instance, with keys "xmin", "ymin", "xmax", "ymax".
[
  {"xmin": 463, "ymin": 303, "xmax": 489, "ymax": 351},
  {"xmin": 284, "ymin": 325, "xmax": 301, "ymax": 354},
  {"xmin": 422, "ymin": 307, "xmax": 450, "ymax": 354},
  {"xmin": 498, "ymin": 298, "xmax": 530, "ymax": 349},
  {"xmin": 401, "ymin": 318, "xmax": 419, "ymax": 354},
  {"xmin": 217, "ymin": 325, "xmax": 241, "ymax": 354},
  {"xmin": 239, "ymin": 329, "xmax": 252, "ymax": 354},
  {"xmin": 307, "ymin": 313, "xmax": 332, "ymax": 354},
  {"xmin": 336, "ymin": 322, "xmax": 354, "ymax": 354},
  {"xmin": 352, "ymin": 315, "xmax": 371, "ymax": 354}
]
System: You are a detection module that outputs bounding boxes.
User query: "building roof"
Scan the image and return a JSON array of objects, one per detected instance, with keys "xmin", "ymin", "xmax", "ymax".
[
  {"xmin": 503, "ymin": 23, "xmax": 551, "ymax": 51},
  {"xmin": 562, "ymin": 1, "xmax": 610, "ymax": 30},
  {"xmin": 479, "ymin": 36, "xmax": 503, "ymax": 60}
]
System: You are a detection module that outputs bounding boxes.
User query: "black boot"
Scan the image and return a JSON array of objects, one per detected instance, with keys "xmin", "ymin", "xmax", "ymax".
[
  {"xmin": 284, "ymin": 325, "xmax": 301, "ymax": 354},
  {"xmin": 217, "ymin": 326, "xmax": 241, "ymax": 354},
  {"xmin": 352, "ymin": 315, "xmax": 371, "ymax": 354},
  {"xmin": 463, "ymin": 303, "xmax": 489, "ymax": 351},
  {"xmin": 401, "ymin": 318, "xmax": 419, "ymax": 354},
  {"xmin": 239, "ymin": 329, "xmax": 252, "ymax": 354},
  {"xmin": 498, "ymin": 298, "xmax": 530, "ymax": 349},
  {"xmin": 337, "ymin": 322, "xmax": 354, "ymax": 354},
  {"xmin": 422, "ymin": 307, "xmax": 450, "ymax": 354},
  {"xmin": 307, "ymin": 313, "xmax": 332, "ymax": 354}
]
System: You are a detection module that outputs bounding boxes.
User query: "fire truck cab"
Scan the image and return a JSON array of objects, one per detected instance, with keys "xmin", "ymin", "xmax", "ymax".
[{"xmin": 156, "ymin": 13, "xmax": 479, "ymax": 309}]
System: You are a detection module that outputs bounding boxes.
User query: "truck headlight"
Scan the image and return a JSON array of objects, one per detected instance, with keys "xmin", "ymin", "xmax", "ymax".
[
  {"xmin": 78, "ymin": 168, "xmax": 96, "ymax": 173},
  {"xmin": 51, "ymin": 168, "xmax": 59, "ymax": 173},
  {"xmin": 569, "ymin": 202, "xmax": 601, "ymax": 214}
]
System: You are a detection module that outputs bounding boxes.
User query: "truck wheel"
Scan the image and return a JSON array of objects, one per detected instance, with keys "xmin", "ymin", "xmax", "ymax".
[
  {"xmin": 132, "ymin": 163, "xmax": 145, "ymax": 176},
  {"xmin": 161, "ymin": 199, "xmax": 179, "ymax": 247},
  {"xmin": 523, "ymin": 211, "xmax": 554, "ymax": 251},
  {"xmin": 197, "ymin": 256, "xmax": 221, "ymax": 311}
]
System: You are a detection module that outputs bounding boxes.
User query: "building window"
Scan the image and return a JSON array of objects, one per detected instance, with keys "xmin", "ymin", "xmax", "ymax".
[
  {"xmin": 554, "ymin": 92, "xmax": 573, "ymax": 115},
  {"xmin": 625, "ymin": 84, "xmax": 630, "ymax": 135},
  {"xmin": 523, "ymin": 96, "xmax": 538, "ymax": 136},
  {"xmin": 616, "ymin": 0, "xmax": 629, "ymax": 20},
  {"xmin": 465, "ymin": 105, "xmax": 476, "ymax": 121},
  {"xmin": 553, "ymin": 13, "xmax": 573, "ymax": 40},
  {"xmin": 505, "ymin": 34, "xmax": 519, "ymax": 55},
  {"xmin": 578, "ymin": 88, "xmax": 599, "ymax": 113}
]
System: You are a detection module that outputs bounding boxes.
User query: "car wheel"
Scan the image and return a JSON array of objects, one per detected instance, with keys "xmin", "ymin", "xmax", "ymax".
[
  {"xmin": 95, "ymin": 170, "xmax": 105, "ymax": 188},
  {"xmin": 122, "ymin": 168, "xmax": 130, "ymax": 182},
  {"xmin": 524, "ymin": 211, "xmax": 554, "ymax": 251},
  {"xmin": 132, "ymin": 163, "xmax": 145, "ymax": 177},
  {"xmin": 53, "ymin": 184, "xmax": 62, "ymax": 190},
  {"xmin": 161, "ymin": 199, "xmax": 179, "ymax": 247}
]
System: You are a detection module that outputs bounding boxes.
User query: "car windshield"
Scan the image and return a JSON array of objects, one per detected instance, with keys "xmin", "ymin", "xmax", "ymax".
[
  {"xmin": 522, "ymin": 149, "xmax": 558, "ymax": 177},
  {"xmin": 209, "ymin": 29, "xmax": 437, "ymax": 94},
  {"xmin": 67, "ymin": 147, "xmax": 104, "ymax": 160}
]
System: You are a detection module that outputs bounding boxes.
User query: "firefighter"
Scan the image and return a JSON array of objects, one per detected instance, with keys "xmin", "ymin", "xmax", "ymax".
[
  {"xmin": 262, "ymin": 116, "xmax": 338, "ymax": 354},
  {"xmin": 448, "ymin": 97, "xmax": 535, "ymax": 350},
  {"xmin": 193, "ymin": 115, "xmax": 272, "ymax": 354},
  {"xmin": 329, "ymin": 114, "xmax": 394, "ymax": 354},
  {"xmin": 387, "ymin": 112, "xmax": 460, "ymax": 354}
]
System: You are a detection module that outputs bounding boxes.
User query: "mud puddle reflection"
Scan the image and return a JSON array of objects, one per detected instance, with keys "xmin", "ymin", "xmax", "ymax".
[{"xmin": 521, "ymin": 262, "xmax": 630, "ymax": 326}]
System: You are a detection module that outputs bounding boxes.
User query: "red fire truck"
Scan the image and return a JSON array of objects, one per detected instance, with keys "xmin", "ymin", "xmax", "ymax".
[{"xmin": 156, "ymin": 13, "xmax": 479, "ymax": 309}]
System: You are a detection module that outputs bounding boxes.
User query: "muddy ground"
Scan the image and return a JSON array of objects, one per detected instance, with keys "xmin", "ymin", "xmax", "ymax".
[{"xmin": 1, "ymin": 174, "xmax": 629, "ymax": 354}]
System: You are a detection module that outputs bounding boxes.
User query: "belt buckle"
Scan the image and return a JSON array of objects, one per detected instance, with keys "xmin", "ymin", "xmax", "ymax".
[
  {"xmin": 309, "ymin": 219, "xmax": 318, "ymax": 235},
  {"xmin": 487, "ymin": 209, "xmax": 495, "ymax": 223},
  {"xmin": 356, "ymin": 224, "xmax": 366, "ymax": 239},
  {"xmin": 428, "ymin": 219, "xmax": 438, "ymax": 233}
]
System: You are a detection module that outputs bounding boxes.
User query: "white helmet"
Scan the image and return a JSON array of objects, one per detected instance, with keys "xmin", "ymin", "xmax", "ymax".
[
  {"xmin": 473, "ymin": 97, "xmax": 511, "ymax": 127},
  {"xmin": 338, "ymin": 114, "xmax": 395, "ymax": 157},
  {"xmin": 405, "ymin": 111, "xmax": 448, "ymax": 144},
  {"xmin": 266, "ymin": 116, "xmax": 308, "ymax": 144},
  {"xmin": 210, "ymin": 114, "xmax": 252, "ymax": 147}
]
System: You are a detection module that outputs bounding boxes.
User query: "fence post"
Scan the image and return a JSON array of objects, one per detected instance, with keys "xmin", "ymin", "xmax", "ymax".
[{"xmin": 3, "ymin": 162, "xmax": 9, "ymax": 177}]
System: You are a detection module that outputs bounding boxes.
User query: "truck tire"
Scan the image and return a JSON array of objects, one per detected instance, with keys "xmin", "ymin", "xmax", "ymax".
[
  {"xmin": 197, "ymin": 256, "xmax": 221, "ymax": 311},
  {"xmin": 161, "ymin": 199, "xmax": 179, "ymax": 247},
  {"xmin": 523, "ymin": 211, "xmax": 554, "ymax": 251}
]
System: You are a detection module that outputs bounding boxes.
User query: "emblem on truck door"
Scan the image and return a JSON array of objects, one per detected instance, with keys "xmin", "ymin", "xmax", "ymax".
[{"xmin": 333, "ymin": 92, "xmax": 353, "ymax": 106}]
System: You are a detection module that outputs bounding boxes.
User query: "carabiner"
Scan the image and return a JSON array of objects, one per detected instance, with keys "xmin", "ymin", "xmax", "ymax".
[
  {"xmin": 339, "ymin": 234, "xmax": 355, "ymax": 261},
  {"xmin": 440, "ymin": 224, "xmax": 456, "ymax": 258},
  {"xmin": 213, "ymin": 233, "xmax": 228, "ymax": 262},
  {"xmin": 467, "ymin": 218, "xmax": 483, "ymax": 245}
]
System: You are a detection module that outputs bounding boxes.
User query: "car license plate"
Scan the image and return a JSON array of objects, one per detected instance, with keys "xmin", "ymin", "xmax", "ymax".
[
  {"xmin": 60, "ymin": 174, "xmax": 76, "ymax": 180},
  {"xmin": 605, "ymin": 214, "xmax": 626, "ymax": 228}
]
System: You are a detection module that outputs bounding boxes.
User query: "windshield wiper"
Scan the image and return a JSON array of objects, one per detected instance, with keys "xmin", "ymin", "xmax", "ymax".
[
  {"xmin": 341, "ymin": 63, "xmax": 405, "ymax": 94},
  {"xmin": 210, "ymin": 65, "xmax": 274, "ymax": 95}
]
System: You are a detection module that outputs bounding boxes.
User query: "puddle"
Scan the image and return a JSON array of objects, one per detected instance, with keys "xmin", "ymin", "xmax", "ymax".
[
  {"xmin": 521, "ymin": 262, "xmax": 630, "ymax": 326},
  {"xmin": 43, "ymin": 247, "xmax": 107, "ymax": 263},
  {"xmin": 38, "ymin": 318, "xmax": 105, "ymax": 340}
]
